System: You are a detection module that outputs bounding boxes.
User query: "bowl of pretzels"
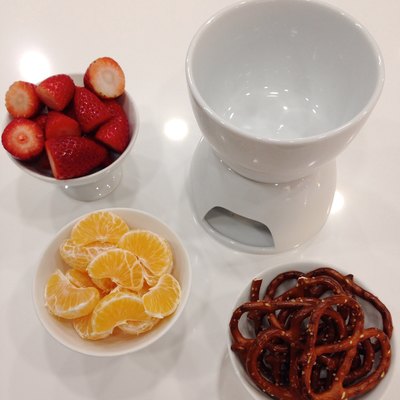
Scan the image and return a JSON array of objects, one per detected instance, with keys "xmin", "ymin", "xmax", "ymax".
[{"xmin": 228, "ymin": 262, "xmax": 394, "ymax": 400}]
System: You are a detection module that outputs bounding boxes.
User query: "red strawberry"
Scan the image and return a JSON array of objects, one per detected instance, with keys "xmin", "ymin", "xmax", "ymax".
[
  {"xmin": 95, "ymin": 102, "xmax": 130, "ymax": 153},
  {"xmin": 2, "ymin": 118, "xmax": 44, "ymax": 160},
  {"xmin": 99, "ymin": 151, "xmax": 116, "ymax": 168},
  {"xmin": 45, "ymin": 111, "xmax": 81, "ymax": 139},
  {"xmin": 73, "ymin": 87, "xmax": 112, "ymax": 133},
  {"xmin": 63, "ymin": 100, "xmax": 77, "ymax": 120},
  {"xmin": 5, "ymin": 81, "xmax": 41, "ymax": 118},
  {"xmin": 34, "ymin": 113, "xmax": 48, "ymax": 131},
  {"xmin": 103, "ymin": 99, "xmax": 126, "ymax": 117},
  {"xmin": 45, "ymin": 136, "xmax": 108, "ymax": 179},
  {"xmin": 84, "ymin": 57, "xmax": 125, "ymax": 99},
  {"xmin": 36, "ymin": 74, "xmax": 75, "ymax": 111},
  {"xmin": 35, "ymin": 151, "xmax": 52, "ymax": 173}
]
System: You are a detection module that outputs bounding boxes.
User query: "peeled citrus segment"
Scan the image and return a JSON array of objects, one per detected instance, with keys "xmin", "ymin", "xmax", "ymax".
[
  {"xmin": 44, "ymin": 269, "xmax": 100, "ymax": 319},
  {"xmin": 65, "ymin": 268, "xmax": 95, "ymax": 288},
  {"xmin": 142, "ymin": 268, "xmax": 161, "ymax": 287},
  {"xmin": 65, "ymin": 268, "xmax": 114, "ymax": 295},
  {"xmin": 59, "ymin": 239, "xmax": 115, "ymax": 271},
  {"xmin": 118, "ymin": 318, "xmax": 160, "ymax": 335},
  {"xmin": 91, "ymin": 277, "xmax": 116, "ymax": 293},
  {"xmin": 87, "ymin": 248, "xmax": 144, "ymax": 291},
  {"xmin": 117, "ymin": 230, "xmax": 173, "ymax": 278},
  {"xmin": 142, "ymin": 273, "xmax": 181, "ymax": 318},
  {"xmin": 91, "ymin": 290, "xmax": 150, "ymax": 336},
  {"xmin": 73, "ymin": 314, "xmax": 111, "ymax": 341},
  {"xmin": 70, "ymin": 211, "xmax": 129, "ymax": 246},
  {"xmin": 112, "ymin": 283, "xmax": 150, "ymax": 297}
]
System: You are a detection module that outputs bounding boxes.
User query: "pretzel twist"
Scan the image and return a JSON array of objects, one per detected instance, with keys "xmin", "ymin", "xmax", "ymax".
[{"xmin": 229, "ymin": 268, "xmax": 393, "ymax": 400}]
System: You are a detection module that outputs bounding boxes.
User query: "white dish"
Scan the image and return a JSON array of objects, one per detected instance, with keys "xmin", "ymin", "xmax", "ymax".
[
  {"xmin": 186, "ymin": 0, "xmax": 384, "ymax": 182},
  {"xmin": 33, "ymin": 208, "xmax": 191, "ymax": 357},
  {"xmin": 7, "ymin": 74, "xmax": 139, "ymax": 201},
  {"xmin": 228, "ymin": 261, "xmax": 395, "ymax": 399},
  {"xmin": 190, "ymin": 139, "xmax": 336, "ymax": 253}
]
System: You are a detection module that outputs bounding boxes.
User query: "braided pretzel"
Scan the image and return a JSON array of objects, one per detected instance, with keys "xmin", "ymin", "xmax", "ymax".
[{"xmin": 229, "ymin": 267, "xmax": 393, "ymax": 400}]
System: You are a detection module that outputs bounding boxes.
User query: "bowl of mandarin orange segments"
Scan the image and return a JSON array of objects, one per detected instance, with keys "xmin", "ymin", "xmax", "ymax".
[
  {"xmin": 1, "ymin": 56, "xmax": 138, "ymax": 201},
  {"xmin": 33, "ymin": 208, "xmax": 191, "ymax": 356}
]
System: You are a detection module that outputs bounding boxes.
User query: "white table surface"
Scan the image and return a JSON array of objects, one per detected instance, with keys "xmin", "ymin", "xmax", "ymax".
[{"xmin": 0, "ymin": 0, "xmax": 399, "ymax": 399}]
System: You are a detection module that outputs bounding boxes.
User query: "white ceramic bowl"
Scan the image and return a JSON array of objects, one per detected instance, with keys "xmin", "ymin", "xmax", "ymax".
[
  {"xmin": 33, "ymin": 208, "xmax": 191, "ymax": 357},
  {"xmin": 186, "ymin": 0, "xmax": 384, "ymax": 183},
  {"xmin": 6, "ymin": 75, "xmax": 139, "ymax": 201},
  {"xmin": 228, "ymin": 262, "xmax": 394, "ymax": 399}
]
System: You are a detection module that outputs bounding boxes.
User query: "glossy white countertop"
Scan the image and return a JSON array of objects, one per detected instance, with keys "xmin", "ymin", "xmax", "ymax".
[{"xmin": 0, "ymin": 0, "xmax": 399, "ymax": 399}]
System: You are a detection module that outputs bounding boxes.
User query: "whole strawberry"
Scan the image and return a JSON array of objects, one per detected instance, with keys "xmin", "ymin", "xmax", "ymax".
[
  {"xmin": 36, "ymin": 74, "xmax": 75, "ymax": 111},
  {"xmin": 73, "ymin": 87, "xmax": 112, "ymax": 133},
  {"xmin": 45, "ymin": 136, "xmax": 108, "ymax": 179}
]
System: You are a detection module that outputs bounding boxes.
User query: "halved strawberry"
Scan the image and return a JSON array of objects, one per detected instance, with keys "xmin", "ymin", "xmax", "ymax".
[
  {"xmin": 45, "ymin": 111, "xmax": 81, "ymax": 139},
  {"xmin": 73, "ymin": 87, "xmax": 112, "ymax": 133},
  {"xmin": 36, "ymin": 74, "xmax": 75, "ymax": 111},
  {"xmin": 5, "ymin": 81, "xmax": 42, "ymax": 118},
  {"xmin": 84, "ymin": 57, "xmax": 125, "ymax": 99},
  {"xmin": 45, "ymin": 136, "xmax": 108, "ymax": 179},
  {"xmin": 95, "ymin": 102, "xmax": 130, "ymax": 153},
  {"xmin": 2, "ymin": 118, "xmax": 44, "ymax": 160}
]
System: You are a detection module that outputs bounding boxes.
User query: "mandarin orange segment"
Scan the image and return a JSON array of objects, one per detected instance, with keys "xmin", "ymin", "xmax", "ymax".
[
  {"xmin": 129, "ymin": 262, "xmax": 145, "ymax": 291},
  {"xmin": 65, "ymin": 268, "xmax": 95, "ymax": 288},
  {"xmin": 87, "ymin": 248, "xmax": 144, "ymax": 291},
  {"xmin": 91, "ymin": 277, "xmax": 116, "ymax": 293},
  {"xmin": 142, "ymin": 273, "xmax": 181, "ymax": 318},
  {"xmin": 91, "ymin": 290, "xmax": 150, "ymax": 336},
  {"xmin": 59, "ymin": 239, "xmax": 115, "ymax": 271},
  {"xmin": 117, "ymin": 230, "xmax": 173, "ymax": 279},
  {"xmin": 70, "ymin": 211, "xmax": 129, "ymax": 246},
  {"xmin": 66, "ymin": 268, "xmax": 114, "ymax": 295},
  {"xmin": 142, "ymin": 268, "xmax": 161, "ymax": 287},
  {"xmin": 44, "ymin": 269, "xmax": 100, "ymax": 319},
  {"xmin": 73, "ymin": 314, "xmax": 110, "ymax": 341},
  {"xmin": 118, "ymin": 318, "xmax": 160, "ymax": 335},
  {"xmin": 47, "ymin": 212, "xmax": 182, "ymax": 342}
]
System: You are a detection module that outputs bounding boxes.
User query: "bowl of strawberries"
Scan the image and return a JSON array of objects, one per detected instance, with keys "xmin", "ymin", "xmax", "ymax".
[{"xmin": 1, "ymin": 57, "xmax": 139, "ymax": 201}]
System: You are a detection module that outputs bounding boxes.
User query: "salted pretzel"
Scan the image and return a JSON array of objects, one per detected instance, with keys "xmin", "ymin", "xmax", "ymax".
[
  {"xmin": 306, "ymin": 267, "xmax": 393, "ymax": 338},
  {"xmin": 229, "ymin": 267, "xmax": 393, "ymax": 400}
]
